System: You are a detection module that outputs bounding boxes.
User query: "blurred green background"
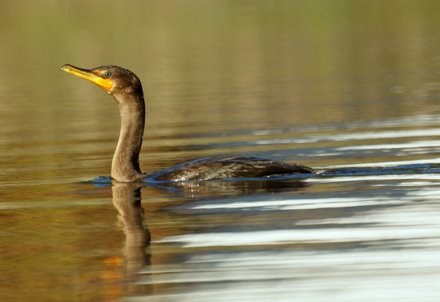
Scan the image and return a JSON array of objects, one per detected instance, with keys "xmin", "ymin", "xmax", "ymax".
[{"xmin": 2, "ymin": 0, "xmax": 440, "ymax": 131}]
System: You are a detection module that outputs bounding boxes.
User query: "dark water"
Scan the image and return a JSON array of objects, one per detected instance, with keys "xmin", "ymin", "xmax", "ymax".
[{"xmin": 2, "ymin": 1, "xmax": 440, "ymax": 301}]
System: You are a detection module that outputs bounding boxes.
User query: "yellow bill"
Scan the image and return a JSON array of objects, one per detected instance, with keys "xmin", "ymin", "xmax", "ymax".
[{"xmin": 61, "ymin": 64, "xmax": 113, "ymax": 92}]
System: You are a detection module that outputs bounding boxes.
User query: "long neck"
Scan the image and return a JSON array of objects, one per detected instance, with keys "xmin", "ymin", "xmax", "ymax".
[{"xmin": 111, "ymin": 94, "xmax": 145, "ymax": 182}]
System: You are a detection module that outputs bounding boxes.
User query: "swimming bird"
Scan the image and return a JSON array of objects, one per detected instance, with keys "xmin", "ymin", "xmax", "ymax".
[{"xmin": 61, "ymin": 64, "xmax": 314, "ymax": 182}]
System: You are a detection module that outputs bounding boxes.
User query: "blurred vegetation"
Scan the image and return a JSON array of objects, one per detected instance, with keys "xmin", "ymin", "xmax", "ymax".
[{"xmin": 1, "ymin": 0, "xmax": 440, "ymax": 129}]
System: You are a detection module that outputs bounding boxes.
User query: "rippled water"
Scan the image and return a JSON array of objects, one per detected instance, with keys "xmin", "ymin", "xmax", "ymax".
[{"xmin": 2, "ymin": 1, "xmax": 440, "ymax": 301}]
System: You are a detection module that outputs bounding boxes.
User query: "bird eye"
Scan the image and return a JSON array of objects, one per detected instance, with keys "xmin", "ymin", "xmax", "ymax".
[{"xmin": 104, "ymin": 71, "xmax": 112, "ymax": 78}]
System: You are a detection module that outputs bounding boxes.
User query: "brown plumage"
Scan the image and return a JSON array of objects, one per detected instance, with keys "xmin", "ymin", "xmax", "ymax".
[{"xmin": 149, "ymin": 156, "xmax": 313, "ymax": 181}]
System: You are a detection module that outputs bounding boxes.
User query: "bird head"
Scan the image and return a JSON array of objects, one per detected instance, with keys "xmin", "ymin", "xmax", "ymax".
[{"xmin": 61, "ymin": 64, "xmax": 143, "ymax": 98}]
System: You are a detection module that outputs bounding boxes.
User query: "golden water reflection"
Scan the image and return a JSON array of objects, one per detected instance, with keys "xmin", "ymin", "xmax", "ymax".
[
  {"xmin": 112, "ymin": 182, "xmax": 151, "ymax": 297},
  {"xmin": 2, "ymin": 0, "xmax": 440, "ymax": 301}
]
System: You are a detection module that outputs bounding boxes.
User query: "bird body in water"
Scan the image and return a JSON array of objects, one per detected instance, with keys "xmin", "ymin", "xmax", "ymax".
[{"xmin": 61, "ymin": 64, "xmax": 314, "ymax": 182}]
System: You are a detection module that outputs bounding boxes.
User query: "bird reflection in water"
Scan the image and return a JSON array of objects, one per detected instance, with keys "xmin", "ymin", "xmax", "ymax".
[
  {"xmin": 154, "ymin": 178, "xmax": 310, "ymax": 198},
  {"xmin": 110, "ymin": 177, "xmax": 310, "ymax": 298},
  {"xmin": 111, "ymin": 182, "xmax": 151, "ymax": 295}
]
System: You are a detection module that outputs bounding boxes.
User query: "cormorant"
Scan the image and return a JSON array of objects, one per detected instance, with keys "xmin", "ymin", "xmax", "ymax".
[{"xmin": 61, "ymin": 64, "xmax": 314, "ymax": 182}]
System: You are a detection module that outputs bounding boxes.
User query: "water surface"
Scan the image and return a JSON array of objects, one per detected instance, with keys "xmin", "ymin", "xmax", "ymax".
[{"xmin": 1, "ymin": 1, "xmax": 440, "ymax": 301}]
